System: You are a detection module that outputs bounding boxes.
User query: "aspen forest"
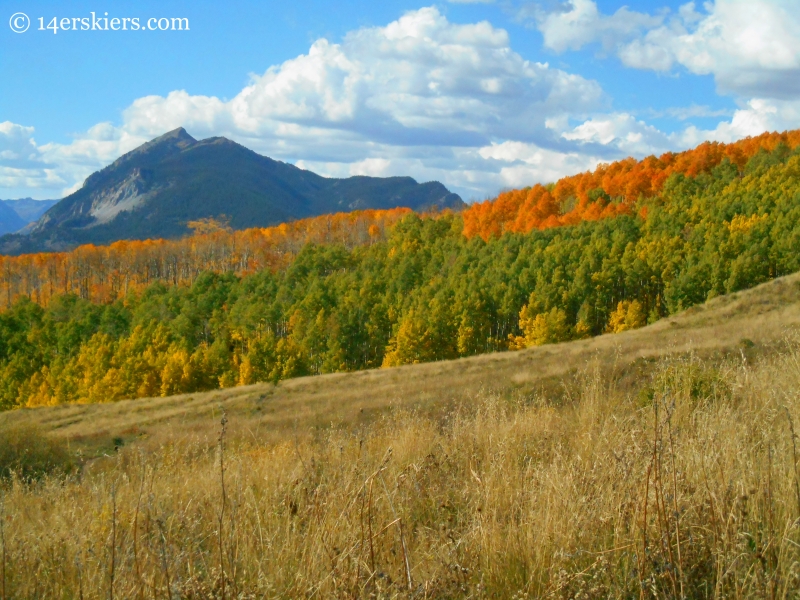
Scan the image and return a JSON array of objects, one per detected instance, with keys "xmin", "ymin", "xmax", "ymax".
[{"xmin": 2, "ymin": 130, "xmax": 800, "ymax": 409}]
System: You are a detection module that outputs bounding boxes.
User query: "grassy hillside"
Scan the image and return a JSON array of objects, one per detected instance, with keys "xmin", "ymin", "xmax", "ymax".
[
  {"xmin": 3, "ymin": 136, "xmax": 800, "ymax": 409},
  {"xmin": 2, "ymin": 274, "xmax": 800, "ymax": 597},
  {"xmin": 3, "ymin": 269, "xmax": 800, "ymax": 447}
]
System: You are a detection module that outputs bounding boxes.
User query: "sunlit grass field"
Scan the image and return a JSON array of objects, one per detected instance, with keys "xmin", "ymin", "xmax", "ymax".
[{"xmin": 2, "ymin": 274, "xmax": 800, "ymax": 598}]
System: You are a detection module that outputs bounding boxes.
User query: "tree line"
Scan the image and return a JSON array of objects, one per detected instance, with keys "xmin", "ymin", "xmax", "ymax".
[
  {"xmin": 0, "ymin": 208, "xmax": 411, "ymax": 308},
  {"xmin": 2, "ymin": 133, "xmax": 800, "ymax": 408}
]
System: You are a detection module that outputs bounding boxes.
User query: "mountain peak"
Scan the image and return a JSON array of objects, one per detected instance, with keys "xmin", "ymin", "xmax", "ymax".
[
  {"xmin": 124, "ymin": 127, "xmax": 196, "ymax": 158},
  {"xmin": 0, "ymin": 128, "xmax": 463, "ymax": 254},
  {"xmin": 83, "ymin": 127, "xmax": 197, "ymax": 189},
  {"xmin": 150, "ymin": 127, "xmax": 196, "ymax": 145}
]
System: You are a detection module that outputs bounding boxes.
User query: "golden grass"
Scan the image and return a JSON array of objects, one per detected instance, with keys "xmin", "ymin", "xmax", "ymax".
[
  {"xmin": 1, "ymin": 343, "xmax": 800, "ymax": 596},
  {"xmin": 3, "ymin": 272, "xmax": 800, "ymax": 455},
  {"xmin": 2, "ymin": 275, "xmax": 800, "ymax": 597}
]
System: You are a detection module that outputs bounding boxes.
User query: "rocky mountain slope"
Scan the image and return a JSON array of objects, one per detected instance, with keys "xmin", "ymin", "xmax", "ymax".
[
  {"xmin": 0, "ymin": 198, "xmax": 57, "ymax": 236},
  {"xmin": 0, "ymin": 128, "xmax": 462, "ymax": 254}
]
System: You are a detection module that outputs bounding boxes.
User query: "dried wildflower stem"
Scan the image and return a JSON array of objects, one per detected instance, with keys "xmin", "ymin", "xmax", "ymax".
[
  {"xmin": 157, "ymin": 518, "xmax": 171, "ymax": 599},
  {"xmin": 218, "ymin": 408, "xmax": 228, "ymax": 600},
  {"xmin": 1, "ymin": 492, "xmax": 5, "ymax": 600},
  {"xmin": 109, "ymin": 484, "xmax": 117, "ymax": 600},
  {"xmin": 398, "ymin": 519, "xmax": 413, "ymax": 592},
  {"xmin": 75, "ymin": 552, "xmax": 84, "ymax": 600},
  {"xmin": 367, "ymin": 477, "xmax": 376, "ymax": 574},
  {"xmin": 358, "ymin": 485, "xmax": 366, "ymax": 588},
  {"xmin": 379, "ymin": 473, "xmax": 412, "ymax": 591},
  {"xmin": 666, "ymin": 404, "xmax": 685, "ymax": 599},
  {"xmin": 784, "ymin": 406, "xmax": 800, "ymax": 517},
  {"xmin": 132, "ymin": 463, "xmax": 146, "ymax": 599}
]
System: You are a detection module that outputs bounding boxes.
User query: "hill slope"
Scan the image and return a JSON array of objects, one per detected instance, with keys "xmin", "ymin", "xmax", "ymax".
[
  {"xmin": 2, "ymin": 131, "xmax": 800, "ymax": 411},
  {"xmin": 3, "ymin": 266, "xmax": 800, "ymax": 598},
  {"xmin": 0, "ymin": 202, "xmax": 26, "ymax": 236},
  {"xmin": 463, "ymin": 129, "xmax": 800, "ymax": 240},
  {"xmin": 2, "ymin": 198, "xmax": 59, "ymax": 223},
  {"xmin": 0, "ymin": 199, "xmax": 59, "ymax": 236},
  {"xmin": 4, "ymin": 269, "xmax": 798, "ymax": 443},
  {"xmin": 0, "ymin": 128, "xmax": 463, "ymax": 254}
]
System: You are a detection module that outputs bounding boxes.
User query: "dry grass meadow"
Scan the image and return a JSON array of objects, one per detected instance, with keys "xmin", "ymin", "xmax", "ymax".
[{"xmin": 2, "ymin": 274, "xmax": 800, "ymax": 597}]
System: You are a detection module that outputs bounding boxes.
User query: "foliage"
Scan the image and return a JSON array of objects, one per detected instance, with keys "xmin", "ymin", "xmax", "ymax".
[
  {"xmin": 0, "ymin": 128, "xmax": 463, "ymax": 255},
  {"xmin": 509, "ymin": 302, "xmax": 572, "ymax": 348},
  {"xmin": 0, "ymin": 208, "xmax": 411, "ymax": 307},
  {"xmin": 1, "ymin": 136, "xmax": 800, "ymax": 406},
  {"xmin": 462, "ymin": 129, "xmax": 800, "ymax": 240},
  {"xmin": 606, "ymin": 299, "xmax": 646, "ymax": 333},
  {"xmin": 3, "ymin": 349, "xmax": 800, "ymax": 596}
]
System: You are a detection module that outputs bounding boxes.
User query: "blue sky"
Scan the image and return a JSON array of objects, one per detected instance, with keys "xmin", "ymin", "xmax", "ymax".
[{"xmin": 2, "ymin": 0, "xmax": 799, "ymax": 201}]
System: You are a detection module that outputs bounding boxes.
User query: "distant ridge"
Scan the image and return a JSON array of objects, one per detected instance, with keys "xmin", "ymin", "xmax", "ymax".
[
  {"xmin": 0, "ymin": 198, "xmax": 58, "ymax": 236},
  {"xmin": 0, "ymin": 202, "xmax": 25, "ymax": 236},
  {"xmin": 0, "ymin": 128, "xmax": 463, "ymax": 255}
]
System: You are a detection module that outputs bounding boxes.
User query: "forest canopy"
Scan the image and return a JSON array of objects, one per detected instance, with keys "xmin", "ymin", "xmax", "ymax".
[{"xmin": 2, "ymin": 131, "xmax": 800, "ymax": 409}]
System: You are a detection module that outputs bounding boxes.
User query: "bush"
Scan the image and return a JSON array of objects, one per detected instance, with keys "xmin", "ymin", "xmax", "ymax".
[{"xmin": 0, "ymin": 423, "xmax": 75, "ymax": 480}]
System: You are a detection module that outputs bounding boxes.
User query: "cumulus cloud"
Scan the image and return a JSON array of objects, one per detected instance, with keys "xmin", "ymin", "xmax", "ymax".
[
  {"xmin": 121, "ymin": 8, "xmax": 604, "ymax": 148},
  {"xmin": 478, "ymin": 140, "xmax": 601, "ymax": 188},
  {"xmin": 620, "ymin": 0, "xmax": 800, "ymax": 99},
  {"xmin": 532, "ymin": 0, "xmax": 662, "ymax": 53},
  {"xmin": 532, "ymin": 0, "xmax": 800, "ymax": 100},
  {"xmin": 554, "ymin": 97, "xmax": 800, "ymax": 165},
  {"xmin": 7, "ymin": 7, "xmax": 612, "ymax": 200},
  {"xmin": 0, "ymin": 122, "xmax": 65, "ymax": 194},
  {"xmin": 6, "ymin": 5, "xmax": 797, "ymax": 203},
  {"xmin": 679, "ymin": 98, "xmax": 800, "ymax": 145},
  {"xmin": 562, "ymin": 113, "xmax": 674, "ymax": 156},
  {"xmin": 0, "ymin": 122, "xmax": 42, "ymax": 169}
]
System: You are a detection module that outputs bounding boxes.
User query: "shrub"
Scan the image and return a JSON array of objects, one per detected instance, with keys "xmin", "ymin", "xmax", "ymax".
[{"xmin": 0, "ymin": 423, "xmax": 75, "ymax": 480}]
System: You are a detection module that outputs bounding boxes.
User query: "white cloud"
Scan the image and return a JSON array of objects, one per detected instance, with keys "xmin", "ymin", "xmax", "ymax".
[
  {"xmin": 532, "ymin": 0, "xmax": 662, "ymax": 53},
  {"xmin": 557, "ymin": 98, "xmax": 800, "ymax": 163},
  {"xmin": 478, "ymin": 140, "xmax": 601, "ymax": 188},
  {"xmin": 0, "ymin": 122, "xmax": 41, "ymax": 169},
  {"xmin": 533, "ymin": 0, "xmax": 800, "ymax": 100},
  {"xmin": 621, "ymin": 0, "xmax": 800, "ymax": 99},
  {"xmin": 0, "ymin": 122, "xmax": 66, "ymax": 194},
  {"xmin": 563, "ymin": 113, "xmax": 674, "ymax": 156},
  {"xmin": 5, "ymin": 7, "xmax": 611, "ymax": 200},
  {"xmin": 680, "ymin": 98, "xmax": 800, "ymax": 145},
  {"xmin": 122, "ymin": 8, "xmax": 603, "ymax": 147},
  {"xmin": 522, "ymin": 0, "xmax": 800, "ymax": 167},
  {"xmin": 6, "ymin": 4, "xmax": 799, "ymax": 204}
]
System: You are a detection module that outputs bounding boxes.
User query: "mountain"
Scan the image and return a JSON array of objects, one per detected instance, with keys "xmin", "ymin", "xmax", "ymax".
[
  {"xmin": 3, "ymin": 198, "xmax": 59, "ymax": 223},
  {"xmin": 0, "ymin": 202, "xmax": 26, "ymax": 236},
  {"xmin": 0, "ymin": 199, "xmax": 59, "ymax": 236},
  {"xmin": 2, "ymin": 126, "xmax": 800, "ymax": 409},
  {"xmin": 0, "ymin": 128, "xmax": 463, "ymax": 255}
]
